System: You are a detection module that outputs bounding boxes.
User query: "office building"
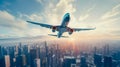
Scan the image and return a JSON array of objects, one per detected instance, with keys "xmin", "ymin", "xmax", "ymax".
[{"xmin": 63, "ymin": 56, "xmax": 76, "ymax": 67}]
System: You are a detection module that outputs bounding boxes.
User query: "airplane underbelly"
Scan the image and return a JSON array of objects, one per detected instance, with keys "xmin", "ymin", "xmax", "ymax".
[{"xmin": 59, "ymin": 27, "xmax": 67, "ymax": 32}]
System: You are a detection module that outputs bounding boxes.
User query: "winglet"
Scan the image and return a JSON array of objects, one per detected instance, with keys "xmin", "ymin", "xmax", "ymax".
[
  {"xmin": 93, "ymin": 27, "xmax": 96, "ymax": 30},
  {"xmin": 26, "ymin": 21, "xmax": 31, "ymax": 23}
]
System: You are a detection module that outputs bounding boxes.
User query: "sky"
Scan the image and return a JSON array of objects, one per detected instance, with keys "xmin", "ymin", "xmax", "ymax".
[{"xmin": 0, "ymin": 0, "xmax": 120, "ymax": 40}]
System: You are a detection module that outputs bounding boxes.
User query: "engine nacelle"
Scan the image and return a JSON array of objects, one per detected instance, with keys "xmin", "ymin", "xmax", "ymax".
[
  {"xmin": 52, "ymin": 29, "xmax": 55, "ymax": 32},
  {"xmin": 52, "ymin": 26, "xmax": 57, "ymax": 32},
  {"xmin": 68, "ymin": 28, "xmax": 73, "ymax": 35}
]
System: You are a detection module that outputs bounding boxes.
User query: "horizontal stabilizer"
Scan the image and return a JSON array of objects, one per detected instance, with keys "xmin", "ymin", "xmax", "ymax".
[{"xmin": 48, "ymin": 34, "xmax": 69, "ymax": 38}]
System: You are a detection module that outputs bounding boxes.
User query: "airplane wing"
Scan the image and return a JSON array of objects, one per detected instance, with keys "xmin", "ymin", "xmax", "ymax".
[
  {"xmin": 73, "ymin": 27, "xmax": 96, "ymax": 32},
  {"xmin": 27, "ymin": 21, "xmax": 53, "ymax": 29}
]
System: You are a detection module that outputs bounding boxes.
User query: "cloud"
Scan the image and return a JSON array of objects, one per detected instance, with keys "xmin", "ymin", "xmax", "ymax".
[
  {"xmin": 0, "ymin": 11, "xmax": 46, "ymax": 38},
  {"xmin": 0, "ymin": 11, "xmax": 27, "ymax": 30},
  {"xmin": 79, "ymin": 6, "xmax": 95, "ymax": 21},
  {"xmin": 54, "ymin": 0, "xmax": 76, "ymax": 14},
  {"xmin": 94, "ymin": 4, "xmax": 120, "ymax": 39},
  {"xmin": 19, "ymin": 13, "xmax": 43, "ymax": 22},
  {"xmin": 99, "ymin": 4, "xmax": 120, "ymax": 28},
  {"xmin": 101, "ymin": 4, "xmax": 120, "ymax": 20},
  {"xmin": 79, "ymin": 14, "xmax": 89, "ymax": 21},
  {"xmin": 36, "ymin": 0, "xmax": 42, "ymax": 3},
  {"xmin": 46, "ymin": 0, "xmax": 76, "ymax": 24},
  {"xmin": 26, "ymin": 0, "xmax": 77, "ymax": 25}
]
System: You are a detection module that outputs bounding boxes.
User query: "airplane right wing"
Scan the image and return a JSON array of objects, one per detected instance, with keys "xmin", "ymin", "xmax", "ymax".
[
  {"xmin": 73, "ymin": 27, "xmax": 96, "ymax": 32},
  {"xmin": 27, "ymin": 21, "xmax": 53, "ymax": 29}
]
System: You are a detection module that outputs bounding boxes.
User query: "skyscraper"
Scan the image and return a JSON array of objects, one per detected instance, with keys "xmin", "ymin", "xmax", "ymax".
[
  {"xmin": 16, "ymin": 55, "xmax": 23, "ymax": 67},
  {"xmin": 9, "ymin": 46, "xmax": 15, "ymax": 67},
  {"xmin": 18, "ymin": 43, "xmax": 22, "ymax": 55},
  {"xmin": 0, "ymin": 56, "xmax": 5, "ymax": 67},
  {"xmin": 103, "ymin": 44, "xmax": 110, "ymax": 56},
  {"xmin": 94, "ymin": 54, "xmax": 102, "ymax": 67},
  {"xmin": 103, "ymin": 56, "xmax": 112, "ymax": 67},
  {"xmin": 30, "ymin": 48, "xmax": 37, "ymax": 67},
  {"xmin": 34, "ymin": 58, "xmax": 41, "ymax": 67},
  {"xmin": 36, "ymin": 45, "xmax": 40, "ymax": 58},
  {"xmin": 5, "ymin": 55, "xmax": 10, "ymax": 67},
  {"xmin": 45, "ymin": 41, "xmax": 49, "ymax": 67},
  {"xmin": 0, "ymin": 46, "xmax": 2, "ymax": 57},
  {"xmin": 80, "ymin": 56, "xmax": 88, "ymax": 67},
  {"xmin": 63, "ymin": 56, "xmax": 76, "ymax": 67},
  {"xmin": 23, "ymin": 45, "xmax": 29, "ymax": 54},
  {"xmin": 22, "ymin": 55, "xmax": 27, "ymax": 67}
]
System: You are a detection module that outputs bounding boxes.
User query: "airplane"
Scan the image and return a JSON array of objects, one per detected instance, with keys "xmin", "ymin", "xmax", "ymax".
[{"xmin": 27, "ymin": 13, "xmax": 96, "ymax": 38}]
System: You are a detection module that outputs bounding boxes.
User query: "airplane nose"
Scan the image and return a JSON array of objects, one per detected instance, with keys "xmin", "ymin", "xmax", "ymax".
[
  {"xmin": 65, "ymin": 13, "xmax": 70, "ymax": 17},
  {"xmin": 66, "ymin": 13, "xmax": 70, "ymax": 16},
  {"xmin": 66, "ymin": 13, "xmax": 70, "ymax": 15},
  {"xmin": 63, "ymin": 13, "xmax": 69, "ymax": 19}
]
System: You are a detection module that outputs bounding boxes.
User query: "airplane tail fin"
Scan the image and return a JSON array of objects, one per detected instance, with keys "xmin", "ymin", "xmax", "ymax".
[{"xmin": 48, "ymin": 34, "xmax": 69, "ymax": 38}]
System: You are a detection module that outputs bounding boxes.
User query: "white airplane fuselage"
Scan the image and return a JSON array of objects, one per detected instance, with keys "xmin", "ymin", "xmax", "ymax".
[{"xmin": 52, "ymin": 13, "xmax": 71, "ymax": 38}]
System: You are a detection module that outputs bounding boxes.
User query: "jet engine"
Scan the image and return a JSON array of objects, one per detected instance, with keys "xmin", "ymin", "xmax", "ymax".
[
  {"xmin": 52, "ymin": 26, "xmax": 57, "ymax": 32},
  {"xmin": 68, "ymin": 28, "xmax": 73, "ymax": 35}
]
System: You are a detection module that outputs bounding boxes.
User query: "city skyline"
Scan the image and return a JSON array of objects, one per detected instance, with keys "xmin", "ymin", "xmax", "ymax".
[{"xmin": 0, "ymin": 41, "xmax": 120, "ymax": 67}]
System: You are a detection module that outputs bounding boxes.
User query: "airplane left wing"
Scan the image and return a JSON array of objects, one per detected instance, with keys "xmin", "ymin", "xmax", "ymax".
[
  {"xmin": 73, "ymin": 27, "xmax": 96, "ymax": 32},
  {"xmin": 27, "ymin": 21, "xmax": 53, "ymax": 29}
]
